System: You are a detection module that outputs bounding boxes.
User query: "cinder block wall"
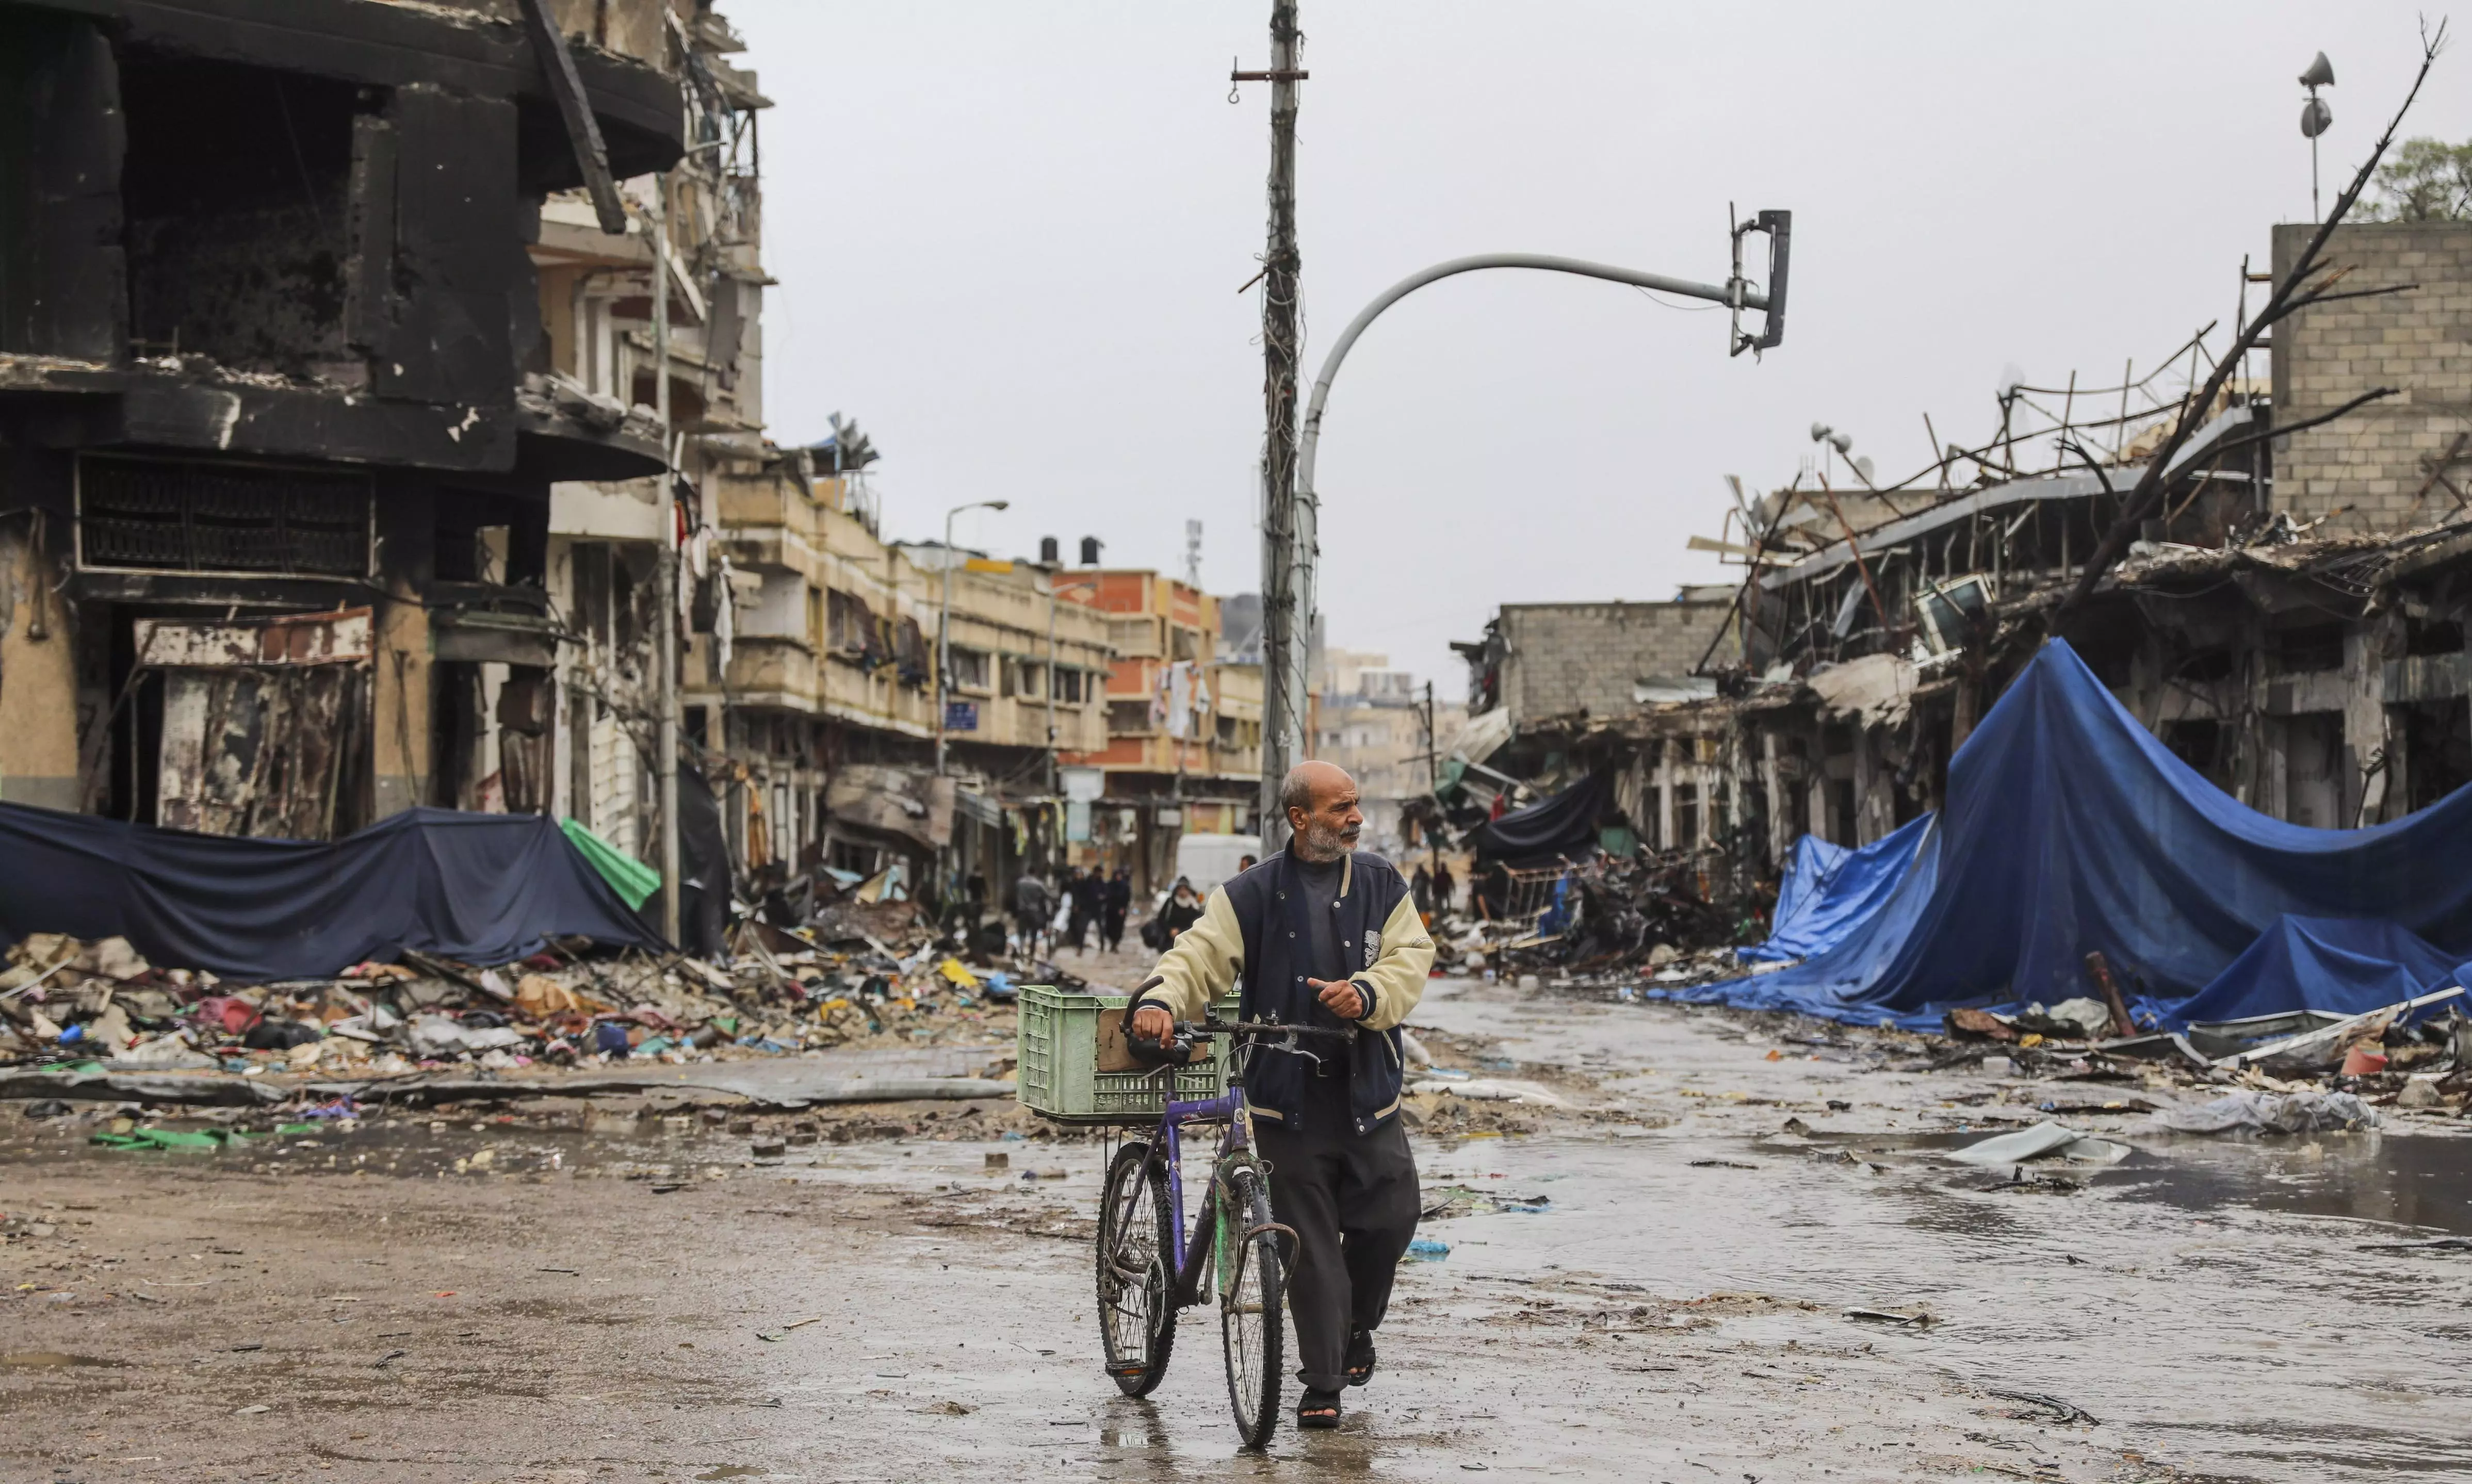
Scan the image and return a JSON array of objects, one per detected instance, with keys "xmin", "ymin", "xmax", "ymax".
[
  {"xmin": 2272, "ymin": 221, "xmax": 2472, "ymax": 533},
  {"xmin": 1501, "ymin": 600, "xmax": 1732, "ymax": 724}
]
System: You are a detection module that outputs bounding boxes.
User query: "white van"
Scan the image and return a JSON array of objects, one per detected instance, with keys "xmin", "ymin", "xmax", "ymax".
[{"xmin": 1173, "ymin": 833, "xmax": 1262, "ymax": 895}]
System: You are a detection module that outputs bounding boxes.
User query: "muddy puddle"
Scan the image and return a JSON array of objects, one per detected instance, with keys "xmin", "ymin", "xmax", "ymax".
[{"xmin": 1406, "ymin": 1125, "xmax": 2472, "ymax": 1480}]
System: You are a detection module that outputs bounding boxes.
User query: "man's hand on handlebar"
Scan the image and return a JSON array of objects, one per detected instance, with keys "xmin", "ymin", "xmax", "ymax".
[{"xmin": 1130, "ymin": 1004, "xmax": 1177, "ymax": 1044}]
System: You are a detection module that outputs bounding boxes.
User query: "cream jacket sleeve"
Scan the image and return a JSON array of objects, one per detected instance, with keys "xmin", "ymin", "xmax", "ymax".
[
  {"xmin": 1133, "ymin": 886, "xmax": 1244, "ymax": 1019},
  {"xmin": 1351, "ymin": 891, "xmax": 1435, "ymax": 1032}
]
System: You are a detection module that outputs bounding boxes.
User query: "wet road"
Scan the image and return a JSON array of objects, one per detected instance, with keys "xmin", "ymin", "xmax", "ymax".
[{"xmin": 5, "ymin": 976, "xmax": 2468, "ymax": 1482}]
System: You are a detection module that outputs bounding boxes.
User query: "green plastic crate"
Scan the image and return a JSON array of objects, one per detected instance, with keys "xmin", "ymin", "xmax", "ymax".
[{"xmin": 1015, "ymin": 983, "xmax": 1235, "ymax": 1124}]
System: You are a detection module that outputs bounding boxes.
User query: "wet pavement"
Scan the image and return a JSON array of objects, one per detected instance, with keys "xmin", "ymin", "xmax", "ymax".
[{"xmin": 4, "ymin": 975, "xmax": 2468, "ymax": 1481}]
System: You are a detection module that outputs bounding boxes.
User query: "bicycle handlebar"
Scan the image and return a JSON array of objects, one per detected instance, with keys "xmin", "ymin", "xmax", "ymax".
[
  {"xmin": 1192, "ymin": 1018, "xmax": 1355, "ymax": 1046},
  {"xmin": 1124, "ymin": 1017, "xmax": 1356, "ymax": 1067}
]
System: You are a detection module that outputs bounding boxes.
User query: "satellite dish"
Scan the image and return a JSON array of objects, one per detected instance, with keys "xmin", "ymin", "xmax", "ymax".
[
  {"xmin": 2299, "ymin": 51, "xmax": 2334, "ymax": 89},
  {"xmin": 1853, "ymin": 455, "xmax": 1876, "ymax": 482},
  {"xmin": 2301, "ymin": 97, "xmax": 2333, "ymax": 139}
]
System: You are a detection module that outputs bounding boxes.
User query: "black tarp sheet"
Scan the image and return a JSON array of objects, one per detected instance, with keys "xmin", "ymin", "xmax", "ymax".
[
  {"xmin": 1467, "ymin": 772, "xmax": 1614, "ymax": 867},
  {"xmin": 0, "ymin": 802, "xmax": 666, "ymax": 981}
]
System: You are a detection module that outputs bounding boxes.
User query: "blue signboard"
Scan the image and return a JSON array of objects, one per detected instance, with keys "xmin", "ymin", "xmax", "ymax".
[{"xmin": 945, "ymin": 701, "xmax": 979, "ymax": 731}]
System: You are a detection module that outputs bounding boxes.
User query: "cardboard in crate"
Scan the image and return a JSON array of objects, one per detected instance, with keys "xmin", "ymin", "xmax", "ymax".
[{"xmin": 1016, "ymin": 984, "xmax": 1237, "ymax": 1124}]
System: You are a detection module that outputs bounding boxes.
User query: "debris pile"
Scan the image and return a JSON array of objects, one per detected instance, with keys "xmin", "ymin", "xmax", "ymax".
[
  {"xmin": 0, "ymin": 918, "xmax": 1093, "ymax": 1081},
  {"xmin": 1437, "ymin": 849, "xmax": 1746, "ymax": 984}
]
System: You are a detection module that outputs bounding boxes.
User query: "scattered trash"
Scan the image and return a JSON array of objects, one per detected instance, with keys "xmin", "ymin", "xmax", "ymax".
[
  {"xmin": 1843, "ymin": 1308, "xmax": 1936, "ymax": 1328},
  {"xmin": 1407, "ymin": 1238, "xmax": 1451, "ymax": 1261},
  {"xmin": 1987, "ymin": 1389, "xmax": 2098, "ymax": 1426},
  {"xmin": 2396, "ymin": 1076, "xmax": 2448, "ymax": 1109},
  {"xmin": 1688, "ymin": 1159, "xmax": 1761, "ymax": 1169},
  {"xmin": 1407, "ymin": 1077, "xmax": 1569, "ymax": 1107},
  {"xmin": 1947, "ymin": 1121, "xmax": 2131, "ymax": 1168},
  {"xmin": 2145, "ymin": 1090, "xmax": 2379, "ymax": 1135},
  {"xmin": 2356, "ymin": 1237, "xmax": 2472, "ymax": 1254}
]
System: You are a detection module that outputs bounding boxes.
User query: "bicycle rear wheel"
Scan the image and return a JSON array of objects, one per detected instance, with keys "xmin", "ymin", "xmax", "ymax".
[
  {"xmin": 1096, "ymin": 1140, "xmax": 1177, "ymax": 1396},
  {"xmin": 1218, "ymin": 1162, "xmax": 1287, "ymax": 1448}
]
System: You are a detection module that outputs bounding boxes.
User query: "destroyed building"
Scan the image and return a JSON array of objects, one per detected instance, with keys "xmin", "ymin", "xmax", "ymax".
[
  {"xmin": 1455, "ymin": 219, "xmax": 2472, "ymax": 928},
  {"xmin": 0, "ymin": 0, "xmax": 688, "ymax": 837}
]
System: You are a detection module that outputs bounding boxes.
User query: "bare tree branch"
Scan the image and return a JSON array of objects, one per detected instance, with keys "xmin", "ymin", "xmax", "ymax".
[
  {"xmin": 2265, "ymin": 282, "xmax": 2419, "ymax": 320},
  {"xmin": 2204, "ymin": 387, "xmax": 2398, "ymax": 462},
  {"xmin": 2056, "ymin": 439, "xmax": 2118, "ymax": 496},
  {"xmin": 2054, "ymin": 22, "xmax": 2448, "ymax": 619}
]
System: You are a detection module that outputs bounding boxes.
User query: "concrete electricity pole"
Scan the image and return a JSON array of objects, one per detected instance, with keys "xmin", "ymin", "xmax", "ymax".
[
  {"xmin": 1237, "ymin": 3, "xmax": 1307, "ymax": 851},
  {"xmin": 652, "ymin": 172, "xmax": 681, "ymax": 947}
]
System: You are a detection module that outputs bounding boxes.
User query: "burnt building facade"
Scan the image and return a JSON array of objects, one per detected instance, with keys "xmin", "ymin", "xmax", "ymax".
[{"xmin": 0, "ymin": 1, "xmax": 684, "ymax": 836}]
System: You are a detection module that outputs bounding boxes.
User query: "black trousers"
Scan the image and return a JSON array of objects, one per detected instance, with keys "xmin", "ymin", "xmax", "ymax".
[{"xmin": 1253, "ymin": 1115, "xmax": 1421, "ymax": 1393}]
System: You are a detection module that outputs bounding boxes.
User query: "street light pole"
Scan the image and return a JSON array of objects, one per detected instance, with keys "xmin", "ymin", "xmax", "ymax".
[
  {"xmin": 934, "ymin": 499, "xmax": 1009, "ymax": 778},
  {"xmin": 1263, "ymin": 238, "xmax": 1791, "ymax": 834}
]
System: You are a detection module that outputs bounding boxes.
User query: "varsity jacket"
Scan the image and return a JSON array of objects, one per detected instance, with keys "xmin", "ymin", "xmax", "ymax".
[{"xmin": 1130, "ymin": 849, "xmax": 1435, "ymax": 1135}]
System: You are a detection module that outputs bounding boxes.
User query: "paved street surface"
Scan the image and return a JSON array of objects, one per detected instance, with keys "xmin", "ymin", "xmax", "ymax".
[{"xmin": 6, "ymin": 977, "xmax": 2468, "ymax": 1483}]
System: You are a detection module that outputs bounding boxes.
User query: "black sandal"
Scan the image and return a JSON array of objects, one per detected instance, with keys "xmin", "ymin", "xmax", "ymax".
[
  {"xmin": 1344, "ymin": 1329, "xmax": 1376, "ymax": 1387},
  {"xmin": 1297, "ymin": 1387, "xmax": 1343, "ymax": 1429}
]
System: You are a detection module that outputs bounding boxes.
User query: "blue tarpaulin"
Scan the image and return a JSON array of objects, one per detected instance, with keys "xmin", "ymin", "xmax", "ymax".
[
  {"xmin": 0, "ymin": 803, "xmax": 666, "ymax": 982},
  {"xmin": 1693, "ymin": 640, "xmax": 2472, "ymax": 1030},
  {"xmin": 1739, "ymin": 814, "xmax": 1933, "ymax": 964}
]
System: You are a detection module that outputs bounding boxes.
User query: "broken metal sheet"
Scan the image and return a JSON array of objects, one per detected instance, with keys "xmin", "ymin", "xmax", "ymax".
[
  {"xmin": 825, "ymin": 765, "xmax": 955, "ymax": 852},
  {"xmin": 431, "ymin": 609, "xmax": 561, "ymax": 667},
  {"xmin": 1634, "ymin": 675, "xmax": 1719, "ymax": 705},
  {"xmin": 133, "ymin": 607, "xmax": 373, "ymax": 668},
  {"xmin": 1805, "ymin": 651, "xmax": 1917, "ymax": 728},
  {"xmin": 1947, "ymin": 1120, "xmax": 2131, "ymax": 1167},
  {"xmin": 140, "ymin": 608, "xmax": 374, "ymax": 841},
  {"xmin": 2181, "ymin": 1008, "xmax": 2354, "ymax": 1063}
]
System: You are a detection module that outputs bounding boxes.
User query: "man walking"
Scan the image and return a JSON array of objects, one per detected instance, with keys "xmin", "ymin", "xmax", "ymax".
[
  {"xmin": 1010, "ymin": 870, "xmax": 1054, "ymax": 958},
  {"xmin": 1129, "ymin": 761, "xmax": 1434, "ymax": 1429}
]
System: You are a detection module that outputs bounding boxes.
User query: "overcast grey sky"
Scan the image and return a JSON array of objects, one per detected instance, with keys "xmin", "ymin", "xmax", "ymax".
[{"xmin": 729, "ymin": 2, "xmax": 2470, "ymax": 694}]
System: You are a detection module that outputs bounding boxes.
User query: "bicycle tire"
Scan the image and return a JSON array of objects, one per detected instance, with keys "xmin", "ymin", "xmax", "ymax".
[
  {"xmin": 1218, "ymin": 1162, "xmax": 1286, "ymax": 1448},
  {"xmin": 1095, "ymin": 1140, "xmax": 1176, "ymax": 1397}
]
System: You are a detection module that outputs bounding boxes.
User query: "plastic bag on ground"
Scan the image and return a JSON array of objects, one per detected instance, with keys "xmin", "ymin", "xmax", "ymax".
[{"xmin": 2145, "ymin": 1089, "xmax": 2379, "ymax": 1134}]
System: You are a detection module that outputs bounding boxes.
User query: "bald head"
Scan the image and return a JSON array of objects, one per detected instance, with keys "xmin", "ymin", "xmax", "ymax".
[{"xmin": 1282, "ymin": 761, "xmax": 1363, "ymax": 862}]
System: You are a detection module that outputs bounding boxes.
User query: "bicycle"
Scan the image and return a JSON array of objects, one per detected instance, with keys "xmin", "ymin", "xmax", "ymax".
[{"xmin": 1093, "ymin": 1017, "xmax": 1354, "ymax": 1449}]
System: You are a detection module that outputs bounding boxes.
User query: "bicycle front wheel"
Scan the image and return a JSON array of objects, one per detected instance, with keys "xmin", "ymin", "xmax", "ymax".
[
  {"xmin": 1218, "ymin": 1161, "xmax": 1287, "ymax": 1449},
  {"xmin": 1096, "ymin": 1139, "xmax": 1176, "ymax": 1396}
]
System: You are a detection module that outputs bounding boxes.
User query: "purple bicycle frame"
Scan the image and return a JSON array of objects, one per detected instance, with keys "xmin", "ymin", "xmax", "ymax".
[{"xmin": 1148, "ymin": 1086, "xmax": 1248, "ymax": 1281}]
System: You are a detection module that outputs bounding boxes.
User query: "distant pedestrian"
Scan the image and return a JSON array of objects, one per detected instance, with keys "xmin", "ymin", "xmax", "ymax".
[
  {"xmin": 1238, "ymin": 853, "xmax": 1258, "ymax": 874},
  {"xmin": 1410, "ymin": 863, "xmax": 1435, "ymax": 918},
  {"xmin": 1101, "ymin": 867, "xmax": 1132, "ymax": 952},
  {"xmin": 1433, "ymin": 861, "xmax": 1455, "ymax": 914},
  {"xmin": 1068, "ymin": 866, "xmax": 1103, "ymax": 953},
  {"xmin": 1159, "ymin": 876, "xmax": 1205, "ymax": 940},
  {"xmin": 1011, "ymin": 872, "xmax": 1055, "ymax": 957}
]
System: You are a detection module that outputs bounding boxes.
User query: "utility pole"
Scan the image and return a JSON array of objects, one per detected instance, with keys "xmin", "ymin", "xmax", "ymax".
[
  {"xmin": 1240, "ymin": 3, "xmax": 1307, "ymax": 850},
  {"xmin": 1422, "ymin": 678, "xmax": 1439, "ymax": 872},
  {"xmin": 652, "ymin": 172, "xmax": 681, "ymax": 947}
]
